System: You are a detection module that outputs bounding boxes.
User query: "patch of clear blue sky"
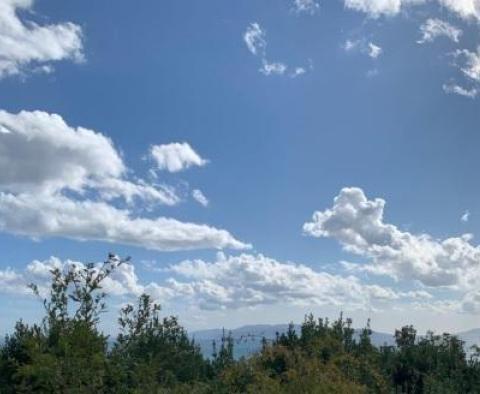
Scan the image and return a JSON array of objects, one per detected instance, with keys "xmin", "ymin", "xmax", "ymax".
[{"xmin": 1, "ymin": 0, "xmax": 479, "ymax": 329}]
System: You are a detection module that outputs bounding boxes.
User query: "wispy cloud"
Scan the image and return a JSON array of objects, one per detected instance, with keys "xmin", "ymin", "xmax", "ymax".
[
  {"xmin": 444, "ymin": 47, "xmax": 480, "ymax": 99},
  {"xmin": 192, "ymin": 189, "xmax": 209, "ymax": 207},
  {"xmin": 243, "ymin": 22, "xmax": 311, "ymax": 78},
  {"xmin": 260, "ymin": 60, "xmax": 287, "ymax": 76},
  {"xmin": 443, "ymin": 83, "xmax": 478, "ymax": 98},
  {"xmin": 344, "ymin": 39, "xmax": 383, "ymax": 59},
  {"xmin": 418, "ymin": 18, "xmax": 462, "ymax": 44},
  {"xmin": 292, "ymin": 0, "xmax": 320, "ymax": 15},
  {"xmin": 243, "ymin": 23, "xmax": 267, "ymax": 57}
]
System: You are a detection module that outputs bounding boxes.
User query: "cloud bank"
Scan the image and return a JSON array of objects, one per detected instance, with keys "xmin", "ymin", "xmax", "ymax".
[{"xmin": 1, "ymin": 253, "xmax": 419, "ymax": 312}]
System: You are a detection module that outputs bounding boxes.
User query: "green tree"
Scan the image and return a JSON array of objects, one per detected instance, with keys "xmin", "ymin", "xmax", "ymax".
[
  {"xmin": 108, "ymin": 293, "xmax": 210, "ymax": 393},
  {"xmin": 0, "ymin": 254, "xmax": 126, "ymax": 393}
]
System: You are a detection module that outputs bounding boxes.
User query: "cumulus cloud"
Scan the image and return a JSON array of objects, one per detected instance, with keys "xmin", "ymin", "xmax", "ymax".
[
  {"xmin": 0, "ymin": 110, "xmax": 178, "ymax": 205},
  {"xmin": 304, "ymin": 187, "xmax": 480, "ymax": 289},
  {"xmin": 418, "ymin": 18, "xmax": 462, "ymax": 44},
  {"xmin": 192, "ymin": 189, "xmax": 209, "ymax": 207},
  {"xmin": 0, "ymin": 110, "xmax": 122, "ymax": 194},
  {"xmin": 292, "ymin": 0, "xmax": 320, "ymax": 14},
  {"xmin": 0, "ymin": 109, "xmax": 248, "ymax": 251},
  {"xmin": 0, "ymin": 0, "xmax": 84, "ymax": 78},
  {"xmin": 150, "ymin": 142, "xmax": 207, "ymax": 173},
  {"xmin": 1, "ymin": 253, "xmax": 413, "ymax": 312},
  {"xmin": 164, "ymin": 253, "xmax": 408, "ymax": 310},
  {"xmin": 2, "ymin": 253, "xmax": 467, "ymax": 314}
]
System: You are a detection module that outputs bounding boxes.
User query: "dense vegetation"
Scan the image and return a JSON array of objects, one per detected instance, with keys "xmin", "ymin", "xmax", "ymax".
[{"xmin": 1, "ymin": 255, "xmax": 480, "ymax": 393}]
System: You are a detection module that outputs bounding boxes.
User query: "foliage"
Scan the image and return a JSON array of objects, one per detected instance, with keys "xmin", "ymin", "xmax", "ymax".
[{"xmin": 107, "ymin": 293, "xmax": 209, "ymax": 392}]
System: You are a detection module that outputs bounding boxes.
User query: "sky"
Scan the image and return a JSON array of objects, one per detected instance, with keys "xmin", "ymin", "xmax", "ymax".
[{"xmin": 1, "ymin": 0, "xmax": 480, "ymax": 335}]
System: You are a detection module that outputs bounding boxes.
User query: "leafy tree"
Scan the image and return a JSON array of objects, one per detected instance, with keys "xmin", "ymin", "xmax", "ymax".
[
  {"xmin": 108, "ymin": 293, "xmax": 209, "ymax": 392},
  {"xmin": 0, "ymin": 254, "xmax": 127, "ymax": 392}
]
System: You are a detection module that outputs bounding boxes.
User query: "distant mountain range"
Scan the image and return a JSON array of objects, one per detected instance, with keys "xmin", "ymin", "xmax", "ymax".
[{"xmin": 191, "ymin": 325, "xmax": 480, "ymax": 359}]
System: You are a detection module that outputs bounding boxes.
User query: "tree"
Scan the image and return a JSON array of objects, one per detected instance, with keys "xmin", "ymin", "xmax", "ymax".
[
  {"xmin": 0, "ymin": 254, "xmax": 127, "ymax": 392},
  {"xmin": 108, "ymin": 293, "xmax": 210, "ymax": 392}
]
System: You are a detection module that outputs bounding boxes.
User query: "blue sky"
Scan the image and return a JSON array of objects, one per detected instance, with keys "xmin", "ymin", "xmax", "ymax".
[{"xmin": 1, "ymin": 0, "xmax": 480, "ymax": 335}]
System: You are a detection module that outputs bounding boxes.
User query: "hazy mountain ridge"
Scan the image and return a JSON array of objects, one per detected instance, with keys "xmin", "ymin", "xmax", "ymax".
[{"xmin": 192, "ymin": 325, "xmax": 480, "ymax": 359}]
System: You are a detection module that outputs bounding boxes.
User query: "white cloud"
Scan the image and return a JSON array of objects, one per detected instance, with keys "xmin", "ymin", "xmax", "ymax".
[
  {"xmin": 344, "ymin": 39, "xmax": 360, "ymax": 52},
  {"xmin": 442, "ymin": 83, "xmax": 478, "ymax": 98},
  {"xmin": 290, "ymin": 67, "xmax": 307, "ymax": 78},
  {"xmin": 454, "ymin": 47, "xmax": 480, "ymax": 83},
  {"xmin": 243, "ymin": 22, "xmax": 309, "ymax": 78},
  {"xmin": 0, "ymin": 193, "xmax": 249, "ymax": 251},
  {"xmin": 0, "ymin": 253, "xmax": 467, "ymax": 314},
  {"xmin": 94, "ymin": 178, "xmax": 180, "ymax": 206},
  {"xmin": 0, "ymin": 110, "xmax": 122, "ymax": 194},
  {"xmin": 418, "ymin": 18, "xmax": 462, "ymax": 44},
  {"xmin": 304, "ymin": 187, "xmax": 480, "ymax": 289},
  {"xmin": 243, "ymin": 23, "xmax": 266, "ymax": 56},
  {"xmin": 0, "ymin": 110, "xmax": 178, "ymax": 205},
  {"xmin": 343, "ymin": 0, "xmax": 425, "ymax": 18},
  {"xmin": 260, "ymin": 60, "xmax": 288, "ymax": 76},
  {"xmin": 344, "ymin": 0, "xmax": 480, "ymax": 20},
  {"xmin": 368, "ymin": 42, "xmax": 383, "ymax": 58},
  {"xmin": 165, "ymin": 253, "xmax": 404, "ymax": 310},
  {"xmin": 192, "ymin": 189, "xmax": 209, "ymax": 207},
  {"xmin": 293, "ymin": 0, "xmax": 320, "ymax": 14},
  {"xmin": 344, "ymin": 39, "xmax": 382, "ymax": 59},
  {"xmin": 0, "ymin": 0, "xmax": 84, "ymax": 78},
  {"xmin": 0, "ymin": 253, "xmax": 406, "ymax": 311},
  {"xmin": 438, "ymin": 0, "xmax": 480, "ymax": 21},
  {"xmin": 0, "ymin": 256, "xmax": 167, "ymax": 299},
  {"xmin": 461, "ymin": 210, "xmax": 471, "ymax": 223},
  {"xmin": 0, "ymin": 109, "xmax": 249, "ymax": 251},
  {"xmin": 150, "ymin": 142, "xmax": 207, "ymax": 173},
  {"xmin": 445, "ymin": 48, "xmax": 480, "ymax": 99}
]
